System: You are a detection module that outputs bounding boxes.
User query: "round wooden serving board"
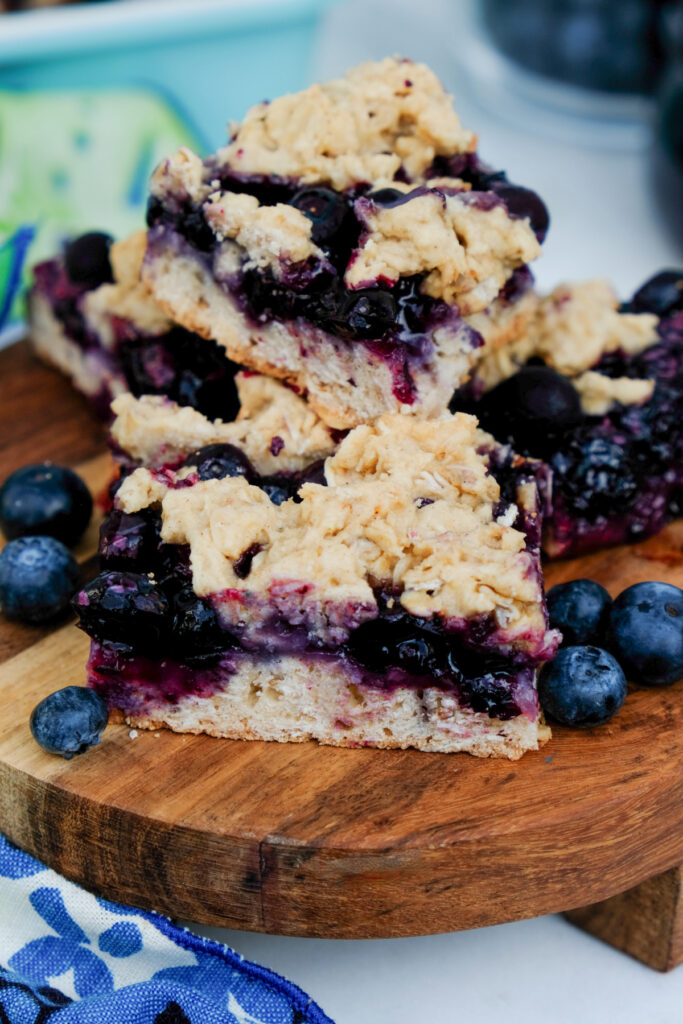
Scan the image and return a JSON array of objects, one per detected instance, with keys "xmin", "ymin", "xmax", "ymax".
[{"xmin": 2, "ymin": 341, "xmax": 683, "ymax": 940}]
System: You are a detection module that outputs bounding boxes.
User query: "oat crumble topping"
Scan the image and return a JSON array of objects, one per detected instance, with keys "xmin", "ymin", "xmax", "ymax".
[
  {"xmin": 216, "ymin": 58, "xmax": 476, "ymax": 192},
  {"xmin": 116, "ymin": 413, "xmax": 545, "ymax": 642}
]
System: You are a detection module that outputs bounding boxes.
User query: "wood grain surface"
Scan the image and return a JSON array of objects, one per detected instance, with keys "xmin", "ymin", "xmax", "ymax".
[
  {"xmin": 567, "ymin": 867, "xmax": 683, "ymax": 972},
  {"xmin": 1, "ymin": 341, "xmax": 683, "ymax": 941}
]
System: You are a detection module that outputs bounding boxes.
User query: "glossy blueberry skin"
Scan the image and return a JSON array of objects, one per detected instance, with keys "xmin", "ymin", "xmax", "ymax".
[
  {"xmin": 477, "ymin": 366, "xmax": 582, "ymax": 451},
  {"xmin": 538, "ymin": 646, "xmax": 627, "ymax": 727},
  {"xmin": 63, "ymin": 232, "xmax": 114, "ymax": 288},
  {"xmin": 394, "ymin": 637, "xmax": 434, "ymax": 675},
  {"xmin": 547, "ymin": 579, "xmax": 612, "ymax": 647},
  {"xmin": 30, "ymin": 686, "xmax": 109, "ymax": 759},
  {"xmin": 290, "ymin": 186, "xmax": 350, "ymax": 247},
  {"xmin": 366, "ymin": 187, "xmax": 405, "ymax": 205},
  {"xmin": 99, "ymin": 508, "xmax": 161, "ymax": 569},
  {"xmin": 171, "ymin": 586, "xmax": 229, "ymax": 665},
  {"xmin": 630, "ymin": 271, "xmax": 683, "ymax": 317},
  {"xmin": 342, "ymin": 289, "xmax": 398, "ymax": 339},
  {"xmin": 259, "ymin": 478, "xmax": 293, "ymax": 506},
  {"xmin": 607, "ymin": 582, "xmax": 683, "ymax": 686},
  {"xmin": 0, "ymin": 463, "xmax": 93, "ymax": 546},
  {"xmin": 74, "ymin": 570, "xmax": 169, "ymax": 653},
  {"xmin": 492, "ymin": 181, "xmax": 550, "ymax": 243},
  {"xmin": 0, "ymin": 536, "xmax": 81, "ymax": 623},
  {"xmin": 182, "ymin": 443, "xmax": 254, "ymax": 482}
]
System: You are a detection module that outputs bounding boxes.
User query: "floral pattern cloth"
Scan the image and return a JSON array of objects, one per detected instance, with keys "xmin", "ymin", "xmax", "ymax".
[{"xmin": 0, "ymin": 833, "xmax": 333, "ymax": 1024}]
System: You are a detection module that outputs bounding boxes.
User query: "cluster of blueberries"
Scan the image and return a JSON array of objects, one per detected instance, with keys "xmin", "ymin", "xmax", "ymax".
[
  {"xmin": 0, "ymin": 459, "xmax": 682, "ymax": 759},
  {"xmin": 456, "ymin": 270, "xmax": 683, "ymax": 535},
  {"xmin": 0, "ymin": 463, "xmax": 109, "ymax": 758},
  {"xmin": 541, "ymin": 578, "xmax": 683, "ymax": 727}
]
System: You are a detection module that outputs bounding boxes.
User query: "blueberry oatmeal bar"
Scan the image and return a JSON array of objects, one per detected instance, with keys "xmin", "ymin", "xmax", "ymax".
[
  {"xmin": 76, "ymin": 409, "xmax": 558, "ymax": 758},
  {"xmin": 143, "ymin": 57, "xmax": 546, "ymax": 430},
  {"xmin": 30, "ymin": 232, "xmax": 241, "ymax": 422},
  {"xmin": 455, "ymin": 271, "xmax": 683, "ymax": 557}
]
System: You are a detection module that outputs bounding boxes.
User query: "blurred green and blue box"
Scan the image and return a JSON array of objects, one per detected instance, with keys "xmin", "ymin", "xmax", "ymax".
[{"xmin": 0, "ymin": 0, "xmax": 336, "ymax": 337}]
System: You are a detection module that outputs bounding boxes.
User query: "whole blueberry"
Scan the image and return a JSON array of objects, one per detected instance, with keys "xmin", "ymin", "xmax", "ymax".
[
  {"xmin": 0, "ymin": 536, "xmax": 81, "ymax": 623},
  {"xmin": 347, "ymin": 620, "xmax": 397, "ymax": 671},
  {"xmin": 30, "ymin": 686, "xmax": 108, "ymax": 759},
  {"xmin": 290, "ymin": 187, "xmax": 349, "ymax": 246},
  {"xmin": 182, "ymin": 206, "xmax": 216, "ymax": 253},
  {"xmin": 630, "ymin": 271, "xmax": 683, "ymax": 317},
  {"xmin": 0, "ymin": 463, "xmax": 93, "ymax": 546},
  {"xmin": 466, "ymin": 671, "xmax": 521, "ymax": 720},
  {"xmin": 367, "ymin": 188, "xmax": 405, "ymax": 205},
  {"xmin": 491, "ymin": 182, "xmax": 550, "ymax": 243},
  {"xmin": 182, "ymin": 443, "xmax": 254, "ymax": 482},
  {"xmin": 538, "ymin": 646, "xmax": 627, "ymax": 727},
  {"xmin": 395, "ymin": 636, "xmax": 434, "ymax": 675},
  {"xmin": 74, "ymin": 570, "xmax": 169, "ymax": 652},
  {"xmin": 64, "ymin": 232, "xmax": 114, "ymax": 288},
  {"xmin": 607, "ymin": 582, "xmax": 683, "ymax": 686},
  {"xmin": 553, "ymin": 437, "xmax": 638, "ymax": 518},
  {"xmin": 171, "ymin": 586, "xmax": 229, "ymax": 665},
  {"xmin": 547, "ymin": 579, "xmax": 612, "ymax": 647},
  {"xmin": 258, "ymin": 477, "xmax": 293, "ymax": 506},
  {"xmin": 478, "ymin": 366, "xmax": 582, "ymax": 448},
  {"xmin": 99, "ymin": 508, "xmax": 161, "ymax": 568},
  {"xmin": 341, "ymin": 289, "xmax": 397, "ymax": 339}
]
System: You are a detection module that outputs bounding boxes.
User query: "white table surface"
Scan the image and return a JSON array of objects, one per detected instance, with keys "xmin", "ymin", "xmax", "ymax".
[{"xmin": 188, "ymin": 1, "xmax": 683, "ymax": 1021}]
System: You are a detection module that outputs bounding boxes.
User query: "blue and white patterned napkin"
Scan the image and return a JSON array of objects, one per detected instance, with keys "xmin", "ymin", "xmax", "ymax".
[{"xmin": 0, "ymin": 833, "xmax": 333, "ymax": 1024}]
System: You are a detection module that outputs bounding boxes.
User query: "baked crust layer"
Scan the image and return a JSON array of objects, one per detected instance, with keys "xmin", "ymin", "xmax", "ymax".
[{"xmin": 97, "ymin": 651, "xmax": 549, "ymax": 759}]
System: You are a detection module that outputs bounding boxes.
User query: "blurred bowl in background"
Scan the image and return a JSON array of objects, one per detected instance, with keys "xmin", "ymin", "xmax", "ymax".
[
  {"xmin": 652, "ymin": 3, "xmax": 683, "ymax": 247},
  {"xmin": 481, "ymin": 0, "xmax": 668, "ymax": 96}
]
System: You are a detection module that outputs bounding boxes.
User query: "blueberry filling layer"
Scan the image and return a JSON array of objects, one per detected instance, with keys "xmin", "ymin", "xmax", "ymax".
[
  {"xmin": 116, "ymin": 326, "xmax": 240, "ymax": 423},
  {"xmin": 33, "ymin": 253, "xmax": 241, "ymax": 423},
  {"xmin": 79, "ymin": 451, "xmax": 548, "ymax": 722},
  {"xmin": 150, "ymin": 218, "xmax": 474, "ymax": 409},
  {"xmin": 236, "ymin": 266, "xmax": 452, "ymax": 349},
  {"xmin": 146, "ymin": 157, "xmax": 540, "ymax": 353},
  {"xmin": 81, "ymin": 569, "xmax": 540, "ymax": 720},
  {"xmin": 452, "ymin": 278, "xmax": 683, "ymax": 554},
  {"xmin": 32, "ymin": 235, "xmax": 116, "ymax": 351},
  {"xmin": 86, "ymin": 638, "xmax": 540, "ymax": 723}
]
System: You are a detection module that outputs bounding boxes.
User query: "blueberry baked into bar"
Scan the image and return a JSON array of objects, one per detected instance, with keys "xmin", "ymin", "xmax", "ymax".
[
  {"xmin": 454, "ymin": 271, "xmax": 683, "ymax": 557},
  {"xmin": 76, "ymin": 405, "xmax": 558, "ymax": 759},
  {"xmin": 30, "ymin": 232, "xmax": 241, "ymax": 422},
  {"xmin": 142, "ymin": 57, "xmax": 546, "ymax": 429}
]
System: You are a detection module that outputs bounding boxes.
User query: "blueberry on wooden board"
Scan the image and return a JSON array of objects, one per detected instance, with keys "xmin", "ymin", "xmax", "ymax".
[
  {"xmin": 30, "ymin": 686, "xmax": 109, "ymax": 759},
  {"xmin": 539, "ymin": 646, "xmax": 627, "ymax": 727},
  {"xmin": 607, "ymin": 582, "xmax": 683, "ymax": 687},
  {"xmin": 547, "ymin": 579, "xmax": 612, "ymax": 647},
  {"xmin": 0, "ymin": 463, "xmax": 92, "ymax": 546},
  {"xmin": 0, "ymin": 536, "xmax": 81, "ymax": 623}
]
